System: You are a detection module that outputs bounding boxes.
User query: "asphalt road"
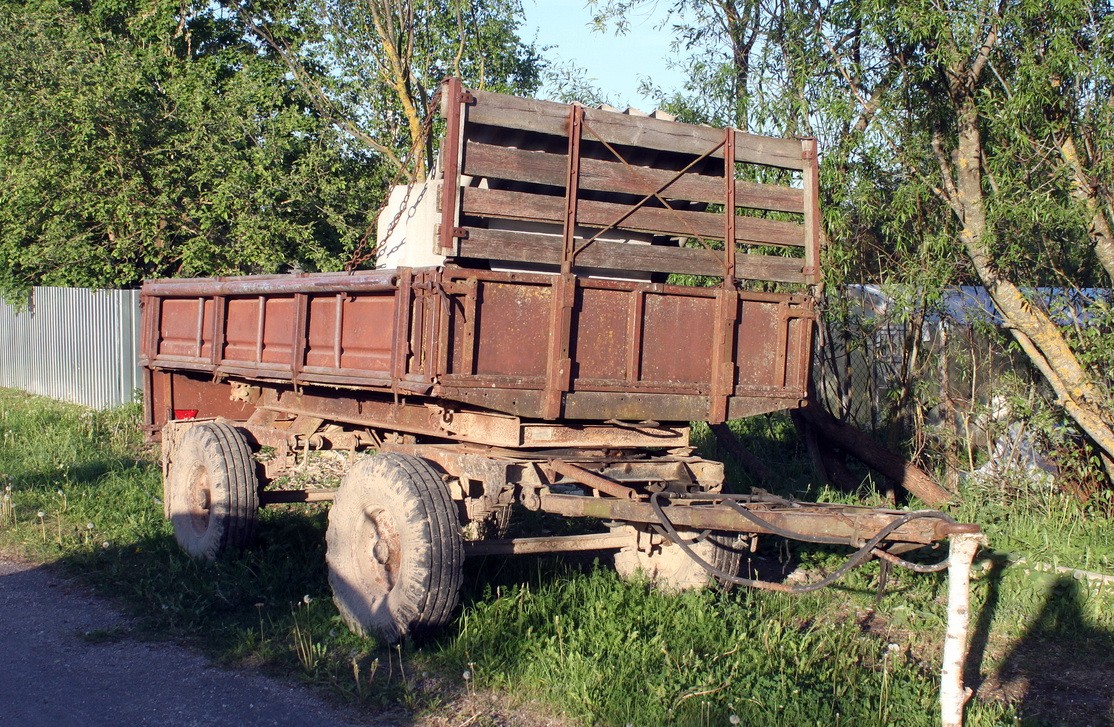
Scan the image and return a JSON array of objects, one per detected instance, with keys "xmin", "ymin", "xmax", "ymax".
[{"xmin": 0, "ymin": 558, "xmax": 386, "ymax": 727}]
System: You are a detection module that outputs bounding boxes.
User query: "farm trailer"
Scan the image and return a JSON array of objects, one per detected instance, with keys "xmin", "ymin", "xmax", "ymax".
[{"xmin": 141, "ymin": 79, "xmax": 980, "ymax": 644}]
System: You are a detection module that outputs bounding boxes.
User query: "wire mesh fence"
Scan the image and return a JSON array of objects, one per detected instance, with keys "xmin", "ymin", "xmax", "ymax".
[{"xmin": 810, "ymin": 286, "xmax": 1109, "ymax": 495}]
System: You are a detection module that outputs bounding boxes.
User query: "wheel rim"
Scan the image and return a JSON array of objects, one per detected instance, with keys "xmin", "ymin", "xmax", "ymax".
[
  {"xmin": 356, "ymin": 505, "xmax": 401, "ymax": 603},
  {"xmin": 187, "ymin": 464, "xmax": 212, "ymax": 536}
]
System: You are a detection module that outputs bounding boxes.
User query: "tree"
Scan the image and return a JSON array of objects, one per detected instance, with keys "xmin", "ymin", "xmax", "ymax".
[
  {"xmin": 863, "ymin": 0, "xmax": 1114, "ymax": 478},
  {"xmin": 0, "ymin": 0, "xmax": 388, "ymax": 300},
  {"xmin": 591, "ymin": 0, "xmax": 1114, "ymax": 483},
  {"xmin": 241, "ymin": 0, "xmax": 544, "ymax": 182}
]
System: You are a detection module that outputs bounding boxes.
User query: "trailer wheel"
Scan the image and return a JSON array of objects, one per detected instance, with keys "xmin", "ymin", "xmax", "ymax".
[
  {"xmin": 326, "ymin": 453, "xmax": 464, "ymax": 642},
  {"xmin": 167, "ymin": 422, "xmax": 259, "ymax": 560},
  {"xmin": 614, "ymin": 529, "xmax": 742, "ymax": 593}
]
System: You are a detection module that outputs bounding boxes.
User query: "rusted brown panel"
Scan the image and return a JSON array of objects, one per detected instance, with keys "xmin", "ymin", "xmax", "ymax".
[
  {"xmin": 157, "ymin": 298, "xmax": 203, "ymax": 357},
  {"xmin": 198, "ymin": 299, "xmax": 215, "ymax": 360},
  {"xmin": 735, "ymin": 299, "xmax": 782, "ymax": 390},
  {"xmin": 164, "ymin": 372, "xmax": 255, "ymax": 421},
  {"xmin": 562, "ymin": 391, "xmax": 707, "ymax": 422},
  {"xmin": 640, "ymin": 293, "xmax": 714, "ymax": 386},
  {"xmin": 439, "ymin": 386, "xmax": 546, "ymax": 418},
  {"xmin": 222, "ymin": 297, "xmax": 259, "ymax": 363},
  {"xmin": 784, "ymin": 314, "xmax": 813, "ymax": 393},
  {"xmin": 340, "ymin": 295, "xmax": 395, "ymax": 372},
  {"xmin": 305, "ymin": 295, "xmax": 337, "ymax": 369},
  {"xmin": 298, "ymin": 292, "xmax": 396, "ymax": 375},
  {"xmin": 572, "ymin": 286, "xmax": 630, "ymax": 385},
  {"xmin": 261, "ymin": 297, "xmax": 295, "ymax": 366},
  {"xmin": 472, "ymin": 279, "xmax": 551, "ymax": 378},
  {"xmin": 148, "ymin": 370, "xmax": 170, "ymax": 432}
]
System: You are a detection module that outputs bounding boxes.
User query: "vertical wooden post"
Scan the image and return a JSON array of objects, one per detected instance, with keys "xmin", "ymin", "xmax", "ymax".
[
  {"xmin": 724, "ymin": 129, "xmax": 737, "ymax": 285},
  {"xmin": 801, "ymin": 137, "xmax": 821, "ymax": 284}
]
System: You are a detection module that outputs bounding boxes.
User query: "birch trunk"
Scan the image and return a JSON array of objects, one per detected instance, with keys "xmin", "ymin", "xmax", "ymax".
[
  {"xmin": 1057, "ymin": 133, "xmax": 1114, "ymax": 285},
  {"xmin": 940, "ymin": 531, "xmax": 985, "ymax": 727},
  {"xmin": 945, "ymin": 83, "xmax": 1114, "ymax": 481}
]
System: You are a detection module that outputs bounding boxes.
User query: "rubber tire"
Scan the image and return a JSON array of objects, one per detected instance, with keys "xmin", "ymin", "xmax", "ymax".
[
  {"xmin": 167, "ymin": 422, "xmax": 259, "ymax": 560},
  {"xmin": 326, "ymin": 453, "xmax": 464, "ymax": 643},
  {"xmin": 614, "ymin": 529, "xmax": 743, "ymax": 593}
]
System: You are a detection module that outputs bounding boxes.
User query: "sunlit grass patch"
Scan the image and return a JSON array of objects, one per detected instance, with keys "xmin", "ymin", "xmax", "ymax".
[{"xmin": 2, "ymin": 388, "xmax": 1110, "ymax": 724}]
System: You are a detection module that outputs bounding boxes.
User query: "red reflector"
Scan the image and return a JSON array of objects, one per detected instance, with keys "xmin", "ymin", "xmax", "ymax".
[{"xmin": 174, "ymin": 409, "xmax": 199, "ymax": 420}]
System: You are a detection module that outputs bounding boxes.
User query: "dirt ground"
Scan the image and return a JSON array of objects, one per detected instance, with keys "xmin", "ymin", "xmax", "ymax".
[
  {"xmin": 0, "ymin": 557, "xmax": 387, "ymax": 726},
  {"xmin": 0, "ymin": 556, "xmax": 567, "ymax": 727}
]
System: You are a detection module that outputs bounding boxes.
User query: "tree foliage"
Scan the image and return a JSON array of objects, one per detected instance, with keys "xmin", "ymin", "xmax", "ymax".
[
  {"xmin": 242, "ymin": 0, "xmax": 544, "ymax": 181},
  {"xmin": 0, "ymin": 0, "xmax": 544, "ymax": 299},
  {"xmin": 0, "ymin": 0, "xmax": 390, "ymax": 300},
  {"xmin": 594, "ymin": 0, "xmax": 1114, "ymax": 482}
]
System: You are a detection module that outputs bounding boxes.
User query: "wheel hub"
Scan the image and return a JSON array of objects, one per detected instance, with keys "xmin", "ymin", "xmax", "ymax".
[
  {"xmin": 360, "ymin": 507, "xmax": 401, "ymax": 593},
  {"xmin": 188, "ymin": 467, "xmax": 212, "ymax": 535}
]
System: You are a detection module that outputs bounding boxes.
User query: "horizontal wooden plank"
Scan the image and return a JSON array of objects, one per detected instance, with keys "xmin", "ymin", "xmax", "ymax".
[
  {"xmin": 466, "ymin": 89, "xmax": 806, "ymax": 171},
  {"xmin": 463, "ymin": 141, "xmax": 805, "ymax": 214},
  {"xmin": 460, "ymin": 187, "xmax": 806, "ymax": 248},
  {"xmin": 455, "ymin": 227, "xmax": 808, "ymax": 283}
]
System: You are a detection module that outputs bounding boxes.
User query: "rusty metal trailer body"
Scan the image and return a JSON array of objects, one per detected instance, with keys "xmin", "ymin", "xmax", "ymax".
[
  {"xmin": 141, "ymin": 79, "xmax": 974, "ymax": 642},
  {"xmin": 143, "ymin": 77, "xmax": 820, "ymax": 434}
]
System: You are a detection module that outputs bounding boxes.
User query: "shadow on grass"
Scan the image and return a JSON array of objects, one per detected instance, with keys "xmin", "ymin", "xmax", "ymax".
[
  {"xmin": 998, "ymin": 576, "xmax": 1114, "ymax": 726},
  {"xmin": 66, "ymin": 457, "xmax": 150, "ymax": 484},
  {"xmin": 7, "ymin": 456, "xmax": 152, "ymax": 491},
  {"xmin": 968, "ymin": 556, "xmax": 1114, "ymax": 727}
]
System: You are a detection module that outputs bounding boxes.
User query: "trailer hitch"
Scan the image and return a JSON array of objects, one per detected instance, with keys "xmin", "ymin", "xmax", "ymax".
[{"xmin": 647, "ymin": 491, "xmax": 969, "ymax": 594}]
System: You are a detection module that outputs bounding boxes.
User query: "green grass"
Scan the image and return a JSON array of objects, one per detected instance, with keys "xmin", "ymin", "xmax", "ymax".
[{"xmin": 1, "ymin": 388, "xmax": 1111, "ymax": 725}]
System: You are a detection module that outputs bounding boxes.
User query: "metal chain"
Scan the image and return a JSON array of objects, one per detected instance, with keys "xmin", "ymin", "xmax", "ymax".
[{"xmin": 345, "ymin": 87, "xmax": 445, "ymax": 272}]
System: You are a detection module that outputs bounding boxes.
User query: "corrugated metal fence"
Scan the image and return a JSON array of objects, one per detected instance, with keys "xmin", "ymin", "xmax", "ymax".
[{"xmin": 0, "ymin": 286, "xmax": 141, "ymax": 409}]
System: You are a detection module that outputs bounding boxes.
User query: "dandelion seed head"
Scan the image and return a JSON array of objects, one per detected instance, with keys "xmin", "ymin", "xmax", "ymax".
[
  {"xmin": 37, "ymin": 511, "xmax": 45, "ymax": 519},
  {"xmin": 102, "ymin": 541, "xmax": 110, "ymax": 549},
  {"xmin": 462, "ymin": 670, "xmax": 472, "ymax": 681},
  {"xmin": 730, "ymin": 716, "xmax": 741, "ymax": 726},
  {"xmin": 303, "ymin": 594, "xmax": 312, "ymax": 604},
  {"xmin": 86, "ymin": 522, "xmax": 94, "ymax": 530}
]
